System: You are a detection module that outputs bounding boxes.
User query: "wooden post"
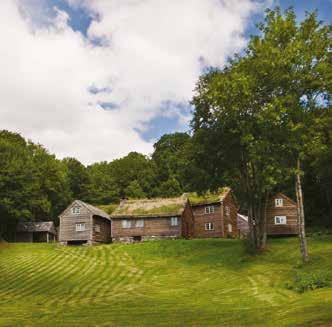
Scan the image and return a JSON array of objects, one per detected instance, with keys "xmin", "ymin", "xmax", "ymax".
[{"xmin": 46, "ymin": 232, "xmax": 49, "ymax": 243}]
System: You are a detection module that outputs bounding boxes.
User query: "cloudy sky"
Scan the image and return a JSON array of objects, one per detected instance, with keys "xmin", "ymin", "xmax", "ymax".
[{"xmin": 0, "ymin": 0, "xmax": 331, "ymax": 164}]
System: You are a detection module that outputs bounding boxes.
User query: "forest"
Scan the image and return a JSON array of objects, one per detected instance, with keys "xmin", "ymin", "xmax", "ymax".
[{"xmin": 0, "ymin": 8, "xmax": 331, "ymax": 243}]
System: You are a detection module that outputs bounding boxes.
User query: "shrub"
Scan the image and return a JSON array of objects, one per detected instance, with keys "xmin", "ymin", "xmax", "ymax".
[{"xmin": 286, "ymin": 272, "xmax": 329, "ymax": 293}]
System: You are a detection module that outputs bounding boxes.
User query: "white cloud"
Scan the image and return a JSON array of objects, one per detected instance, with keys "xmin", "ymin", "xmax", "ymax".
[{"xmin": 0, "ymin": 0, "xmax": 262, "ymax": 164}]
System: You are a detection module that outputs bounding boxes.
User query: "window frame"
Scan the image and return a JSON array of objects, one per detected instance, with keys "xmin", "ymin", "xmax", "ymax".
[
  {"xmin": 274, "ymin": 216, "xmax": 287, "ymax": 225},
  {"xmin": 94, "ymin": 224, "xmax": 101, "ymax": 233},
  {"xmin": 72, "ymin": 206, "xmax": 81, "ymax": 215},
  {"xmin": 122, "ymin": 220, "xmax": 132, "ymax": 229},
  {"xmin": 135, "ymin": 219, "xmax": 144, "ymax": 228},
  {"xmin": 75, "ymin": 223, "xmax": 86, "ymax": 232},
  {"xmin": 228, "ymin": 223, "xmax": 233, "ymax": 233},
  {"xmin": 225, "ymin": 206, "xmax": 230, "ymax": 216},
  {"xmin": 170, "ymin": 217, "xmax": 179, "ymax": 226},
  {"xmin": 275, "ymin": 198, "xmax": 283, "ymax": 207},
  {"xmin": 204, "ymin": 206, "xmax": 215, "ymax": 214},
  {"xmin": 205, "ymin": 222, "xmax": 214, "ymax": 231}
]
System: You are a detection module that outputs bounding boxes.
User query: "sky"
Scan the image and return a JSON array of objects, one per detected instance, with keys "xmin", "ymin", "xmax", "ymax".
[{"xmin": 0, "ymin": 0, "xmax": 331, "ymax": 164}]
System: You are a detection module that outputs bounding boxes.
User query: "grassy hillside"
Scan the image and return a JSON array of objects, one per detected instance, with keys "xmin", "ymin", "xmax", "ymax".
[{"xmin": 0, "ymin": 237, "xmax": 331, "ymax": 326}]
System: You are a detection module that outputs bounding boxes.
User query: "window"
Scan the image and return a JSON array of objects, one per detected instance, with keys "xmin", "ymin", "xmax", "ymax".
[
  {"xmin": 205, "ymin": 222, "xmax": 214, "ymax": 231},
  {"xmin": 274, "ymin": 216, "xmax": 287, "ymax": 225},
  {"xmin": 171, "ymin": 217, "xmax": 179, "ymax": 226},
  {"xmin": 225, "ymin": 206, "xmax": 230, "ymax": 216},
  {"xmin": 205, "ymin": 206, "xmax": 215, "ymax": 214},
  {"xmin": 94, "ymin": 224, "xmax": 101, "ymax": 233},
  {"xmin": 275, "ymin": 198, "xmax": 283, "ymax": 207},
  {"xmin": 122, "ymin": 220, "xmax": 132, "ymax": 229},
  {"xmin": 72, "ymin": 206, "xmax": 80, "ymax": 215},
  {"xmin": 135, "ymin": 219, "xmax": 144, "ymax": 228},
  {"xmin": 75, "ymin": 223, "xmax": 86, "ymax": 232},
  {"xmin": 228, "ymin": 223, "xmax": 233, "ymax": 233}
]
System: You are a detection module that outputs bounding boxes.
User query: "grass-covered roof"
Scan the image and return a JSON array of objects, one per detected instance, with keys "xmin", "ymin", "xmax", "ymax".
[
  {"xmin": 187, "ymin": 187, "xmax": 230, "ymax": 206},
  {"xmin": 111, "ymin": 196, "xmax": 187, "ymax": 218}
]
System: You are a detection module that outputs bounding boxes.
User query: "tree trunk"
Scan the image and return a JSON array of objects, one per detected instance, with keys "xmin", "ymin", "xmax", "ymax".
[
  {"xmin": 295, "ymin": 157, "xmax": 309, "ymax": 263},
  {"xmin": 261, "ymin": 192, "xmax": 269, "ymax": 249}
]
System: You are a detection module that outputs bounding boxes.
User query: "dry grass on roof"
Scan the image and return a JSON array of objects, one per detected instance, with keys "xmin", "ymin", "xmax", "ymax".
[
  {"xmin": 188, "ymin": 187, "xmax": 230, "ymax": 205},
  {"xmin": 112, "ymin": 197, "xmax": 186, "ymax": 217}
]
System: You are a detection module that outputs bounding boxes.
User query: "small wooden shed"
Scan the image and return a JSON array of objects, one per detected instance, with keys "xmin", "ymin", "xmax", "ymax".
[
  {"xmin": 59, "ymin": 200, "xmax": 111, "ymax": 245},
  {"xmin": 16, "ymin": 221, "xmax": 57, "ymax": 243}
]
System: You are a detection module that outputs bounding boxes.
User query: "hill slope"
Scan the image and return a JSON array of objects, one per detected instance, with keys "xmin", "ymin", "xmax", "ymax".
[{"xmin": 0, "ymin": 237, "xmax": 331, "ymax": 326}]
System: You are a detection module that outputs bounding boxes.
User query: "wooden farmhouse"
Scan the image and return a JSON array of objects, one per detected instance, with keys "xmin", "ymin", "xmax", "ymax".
[
  {"xmin": 110, "ymin": 195, "xmax": 194, "ymax": 242},
  {"xmin": 188, "ymin": 188, "xmax": 238, "ymax": 238},
  {"xmin": 59, "ymin": 200, "xmax": 111, "ymax": 245},
  {"xmin": 16, "ymin": 221, "xmax": 57, "ymax": 243},
  {"xmin": 267, "ymin": 193, "xmax": 298, "ymax": 235}
]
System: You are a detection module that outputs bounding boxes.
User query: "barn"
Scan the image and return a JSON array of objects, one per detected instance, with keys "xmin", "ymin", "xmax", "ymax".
[
  {"xmin": 111, "ymin": 195, "xmax": 194, "ymax": 242},
  {"xmin": 59, "ymin": 200, "xmax": 111, "ymax": 245},
  {"xmin": 16, "ymin": 221, "xmax": 57, "ymax": 243}
]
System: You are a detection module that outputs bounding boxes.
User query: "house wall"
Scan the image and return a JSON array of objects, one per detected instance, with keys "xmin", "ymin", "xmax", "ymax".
[
  {"xmin": 267, "ymin": 194, "xmax": 298, "ymax": 235},
  {"xmin": 92, "ymin": 216, "xmax": 111, "ymax": 243},
  {"xmin": 192, "ymin": 203, "xmax": 224, "ymax": 238},
  {"xmin": 181, "ymin": 202, "xmax": 194, "ymax": 238},
  {"xmin": 59, "ymin": 204, "xmax": 92, "ymax": 243},
  {"xmin": 222, "ymin": 192, "xmax": 238, "ymax": 238},
  {"xmin": 111, "ymin": 216, "xmax": 182, "ymax": 241},
  {"xmin": 16, "ymin": 232, "xmax": 33, "ymax": 242}
]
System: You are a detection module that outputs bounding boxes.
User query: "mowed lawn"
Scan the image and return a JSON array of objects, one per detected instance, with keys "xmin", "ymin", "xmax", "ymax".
[{"xmin": 0, "ymin": 237, "xmax": 331, "ymax": 327}]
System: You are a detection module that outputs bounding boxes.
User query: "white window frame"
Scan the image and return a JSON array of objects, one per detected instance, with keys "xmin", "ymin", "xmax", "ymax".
[
  {"xmin": 274, "ymin": 216, "xmax": 287, "ymax": 225},
  {"xmin": 228, "ymin": 223, "xmax": 233, "ymax": 233},
  {"xmin": 94, "ymin": 224, "xmax": 101, "ymax": 233},
  {"xmin": 275, "ymin": 198, "xmax": 283, "ymax": 207},
  {"xmin": 122, "ymin": 220, "xmax": 132, "ymax": 229},
  {"xmin": 204, "ymin": 206, "xmax": 215, "ymax": 214},
  {"xmin": 75, "ymin": 223, "xmax": 86, "ymax": 232},
  {"xmin": 205, "ymin": 222, "xmax": 214, "ymax": 231},
  {"xmin": 225, "ymin": 206, "xmax": 230, "ymax": 216},
  {"xmin": 72, "ymin": 206, "xmax": 80, "ymax": 215},
  {"xmin": 135, "ymin": 219, "xmax": 144, "ymax": 228},
  {"xmin": 170, "ymin": 217, "xmax": 179, "ymax": 226}
]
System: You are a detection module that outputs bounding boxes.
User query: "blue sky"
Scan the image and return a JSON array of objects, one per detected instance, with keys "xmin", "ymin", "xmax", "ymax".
[
  {"xmin": 48, "ymin": 0, "xmax": 332, "ymax": 141},
  {"xmin": 1, "ymin": 1, "xmax": 331, "ymax": 163}
]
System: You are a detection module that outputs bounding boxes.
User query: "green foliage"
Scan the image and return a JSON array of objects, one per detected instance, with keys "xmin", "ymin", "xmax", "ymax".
[{"xmin": 286, "ymin": 272, "xmax": 329, "ymax": 293}]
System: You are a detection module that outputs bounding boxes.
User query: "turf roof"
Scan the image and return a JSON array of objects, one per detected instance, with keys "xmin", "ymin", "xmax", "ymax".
[{"xmin": 188, "ymin": 187, "xmax": 230, "ymax": 206}]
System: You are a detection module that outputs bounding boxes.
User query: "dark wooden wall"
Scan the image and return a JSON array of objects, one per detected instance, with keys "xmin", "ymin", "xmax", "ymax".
[
  {"xmin": 267, "ymin": 194, "xmax": 298, "ymax": 235},
  {"xmin": 222, "ymin": 192, "xmax": 238, "ymax": 239},
  {"xmin": 92, "ymin": 216, "xmax": 111, "ymax": 243}
]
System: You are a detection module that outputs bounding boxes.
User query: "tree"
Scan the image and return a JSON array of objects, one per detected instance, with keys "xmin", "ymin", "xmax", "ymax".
[{"xmin": 191, "ymin": 8, "xmax": 331, "ymax": 260}]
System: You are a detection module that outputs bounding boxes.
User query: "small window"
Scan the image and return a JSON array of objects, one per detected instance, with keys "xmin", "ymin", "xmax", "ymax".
[
  {"xmin": 72, "ymin": 206, "xmax": 80, "ymax": 215},
  {"xmin": 75, "ymin": 223, "xmax": 86, "ymax": 232},
  {"xmin": 94, "ymin": 224, "xmax": 101, "ymax": 233},
  {"xmin": 225, "ymin": 206, "xmax": 230, "ymax": 216},
  {"xmin": 205, "ymin": 222, "xmax": 214, "ymax": 231},
  {"xmin": 274, "ymin": 216, "xmax": 287, "ymax": 225},
  {"xmin": 122, "ymin": 220, "xmax": 132, "ymax": 229},
  {"xmin": 171, "ymin": 217, "xmax": 179, "ymax": 226},
  {"xmin": 205, "ymin": 206, "xmax": 215, "ymax": 214},
  {"xmin": 275, "ymin": 198, "xmax": 283, "ymax": 207},
  {"xmin": 228, "ymin": 223, "xmax": 232, "ymax": 233},
  {"xmin": 135, "ymin": 219, "xmax": 144, "ymax": 228}
]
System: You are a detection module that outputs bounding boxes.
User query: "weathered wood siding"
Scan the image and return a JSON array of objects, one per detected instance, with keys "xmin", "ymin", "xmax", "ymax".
[
  {"xmin": 192, "ymin": 203, "xmax": 224, "ymax": 238},
  {"xmin": 222, "ymin": 192, "xmax": 238, "ymax": 238},
  {"xmin": 59, "ymin": 204, "xmax": 92, "ymax": 242},
  {"xmin": 181, "ymin": 201, "xmax": 194, "ymax": 238},
  {"xmin": 92, "ymin": 216, "xmax": 111, "ymax": 243},
  {"xmin": 111, "ymin": 216, "xmax": 182, "ymax": 240},
  {"xmin": 267, "ymin": 193, "xmax": 298, "ymax": 235}
]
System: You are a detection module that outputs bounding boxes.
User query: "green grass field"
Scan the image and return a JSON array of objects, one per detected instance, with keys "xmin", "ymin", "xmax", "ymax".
[{"xmin": 0, "ymin": 236, "xmax": 331, "ymax": 327}]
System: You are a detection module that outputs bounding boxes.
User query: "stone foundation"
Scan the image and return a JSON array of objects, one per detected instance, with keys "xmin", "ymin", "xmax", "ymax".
[{"xmin": 112, "ymin": 235, "xmax": 180, "ymax": 243}]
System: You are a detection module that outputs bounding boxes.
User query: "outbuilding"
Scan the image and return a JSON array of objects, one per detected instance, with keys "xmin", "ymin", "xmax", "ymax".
[{"xmin": 16, "ymin": 221, "xmax": 57, "ymax": 243}]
